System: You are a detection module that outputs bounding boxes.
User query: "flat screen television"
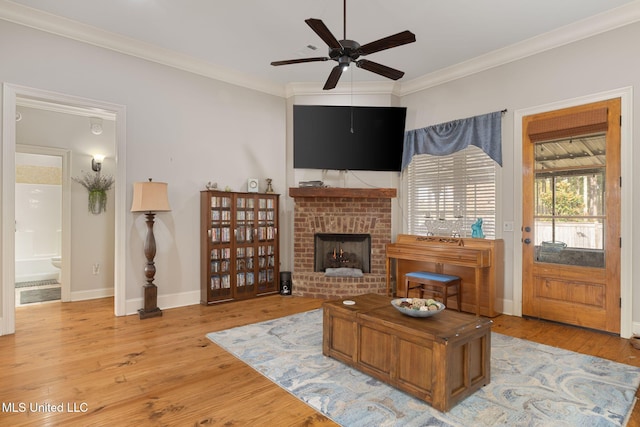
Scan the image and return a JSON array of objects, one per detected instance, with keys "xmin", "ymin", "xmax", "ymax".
[{"xmin": 293, "ymin": 105, "xmax": 407, "ymax": 172}]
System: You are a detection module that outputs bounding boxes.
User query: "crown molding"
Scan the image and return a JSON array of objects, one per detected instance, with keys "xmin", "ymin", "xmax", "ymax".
[
  {"xmin": 2, "ymin": 1, "xmax": 640, "ymax": 99},
  {"xmin": 0, "ymin": 1, "xmax": 286, "ymax": 97},
  {"xmin": 397, "ymin": 1, "xmax": 640, "ymax": 96}
]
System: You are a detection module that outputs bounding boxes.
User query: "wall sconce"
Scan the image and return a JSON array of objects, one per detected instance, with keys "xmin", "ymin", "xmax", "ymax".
[
  {"xmin": 131, "ymin": 179, "xmax": 171, "ymax": 319},
  {"xmin": 92, "ymin": 154, "xmax": 105, "ymax": 172},
  {"xmin": 89, "ymin": 117, "xmax": 103, "ymax": 135}
]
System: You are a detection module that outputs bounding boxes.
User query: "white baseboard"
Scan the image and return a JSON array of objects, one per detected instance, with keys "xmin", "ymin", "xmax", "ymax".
[
  {"xmin": 125, "ymin": 290, "xmax": 200, "ymax": 316},
  {"xmin": 70, "ymin": 288, "xmax": 114, "ymax": 301},
  {"xmin": 499, "ymin": 298, "xmax": 515, "ymax": 316}
]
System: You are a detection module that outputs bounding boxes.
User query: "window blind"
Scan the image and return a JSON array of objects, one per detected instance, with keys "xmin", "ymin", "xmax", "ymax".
[
  {"xmin": 526, "ymin": 108, "xmax": 608, "ymax": 142},
  {"xmin": 407, "ymin": 146, "xmax": 496, "ymax": 238}
]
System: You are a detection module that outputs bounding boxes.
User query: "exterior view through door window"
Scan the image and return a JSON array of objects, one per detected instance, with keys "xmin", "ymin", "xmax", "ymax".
[{"xmin": 534, "ymin": 134, "xmax": 605, "ymax": 268}]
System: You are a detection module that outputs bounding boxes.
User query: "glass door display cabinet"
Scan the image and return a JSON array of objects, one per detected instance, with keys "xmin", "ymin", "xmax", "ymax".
[
  {"xmin": 200, "ymin": 190, "xmax": 279, "ymax": 304},
  {"xmin": 257, "ymin": 197, "xmax": 278, "ymax": 295}
]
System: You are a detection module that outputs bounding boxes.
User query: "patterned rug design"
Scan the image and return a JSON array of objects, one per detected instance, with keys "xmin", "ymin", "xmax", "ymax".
[{"xmin": 207, "ymin": 309, "xmax": 640, "ymax": 427}]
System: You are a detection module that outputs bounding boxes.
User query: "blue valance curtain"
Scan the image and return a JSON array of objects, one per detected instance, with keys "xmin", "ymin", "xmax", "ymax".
[{"xmin": 402, "ymin": 111, "xmax": 503, "ymax": 171}]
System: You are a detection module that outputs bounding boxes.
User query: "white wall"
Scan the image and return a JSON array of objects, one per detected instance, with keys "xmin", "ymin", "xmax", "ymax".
[
  {"xmin": 400, "ymin": 22, "xmax": 640, "ymax": 321},
  {"xmin": 0, "ymin": 20, "xmax": 286, "ymax": 316}
]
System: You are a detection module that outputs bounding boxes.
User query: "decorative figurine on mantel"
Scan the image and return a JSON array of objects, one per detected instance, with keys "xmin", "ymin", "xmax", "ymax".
[
  {"xmin": 205, "ymin": 181, "xmax": 218, "ymax": 190},
  {"xmin": 265, "ymin": 178, "xmax": 274, "ymax": 193},
  {"xmin": 471, "ymin": 218, "xmax": 485, "ymax": 238}
]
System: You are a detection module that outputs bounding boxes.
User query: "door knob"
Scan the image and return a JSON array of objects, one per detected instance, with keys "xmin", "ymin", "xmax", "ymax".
[
  {"xmin": 524, "ymin": 226, "xmax": 531, "ymax": 232},
  {"xmin": 523, "ymin": 238, "xmax": 531, "ymax": 244}
]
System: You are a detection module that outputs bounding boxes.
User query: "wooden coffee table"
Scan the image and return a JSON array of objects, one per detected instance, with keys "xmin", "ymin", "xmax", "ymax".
[{"xmin": 322, "ymin": 293, "xmax": 492, "ymax": 412}]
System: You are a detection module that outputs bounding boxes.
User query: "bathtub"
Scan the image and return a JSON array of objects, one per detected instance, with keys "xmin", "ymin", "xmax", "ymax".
[
  {"xmin": 15, "ymin": 226, "xmax": 61, "ymax": 283},
  {"xmin": 15, "ymin": 257, "xmax": 58, "ymax": 283}
]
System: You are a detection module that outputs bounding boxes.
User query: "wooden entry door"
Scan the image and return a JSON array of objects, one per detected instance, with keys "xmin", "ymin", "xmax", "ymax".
[{"xmin": 522, "ymin": 99, "xmax": 621, "ymax": 334}]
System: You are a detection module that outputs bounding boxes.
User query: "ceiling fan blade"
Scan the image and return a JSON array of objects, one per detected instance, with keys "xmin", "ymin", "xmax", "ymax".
[
  {"xmin": 356, "ymin": 59, "xmax": 404, "ymax": 80},
  {"xmin": 305, "ymin": 18, "xmax": 342, "ymax": 50},
  {"xmin": 358, "ymin": 30, "xmax": 416, "ymax": 56},
  {"xmin": 271, "ymin": 57, "xmax": 329, "ymax": 66},
  {"xmin": 323, "ymin": 65, "xmax": 343, "ymax": 90}
]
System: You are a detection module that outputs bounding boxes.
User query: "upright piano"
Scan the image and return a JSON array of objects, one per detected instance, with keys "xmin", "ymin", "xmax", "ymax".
[{"xmin": 386, "ymin": 234, "xmax": 504, "ymax": 317}]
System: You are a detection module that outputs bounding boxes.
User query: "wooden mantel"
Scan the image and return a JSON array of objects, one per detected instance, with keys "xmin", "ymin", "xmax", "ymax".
[{"xmin": 289, "ymin": 187, "xmax": 397, "ymax": 199}]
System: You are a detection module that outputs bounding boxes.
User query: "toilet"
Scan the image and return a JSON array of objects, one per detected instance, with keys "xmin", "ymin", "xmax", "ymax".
[{"xmin": 51, "ymin": 256, "xmax": 62, "ymax": 282}]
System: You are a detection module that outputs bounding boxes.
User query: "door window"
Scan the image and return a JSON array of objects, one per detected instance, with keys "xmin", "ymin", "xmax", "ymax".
[{"xmin": 534, "ymin": 134, "xmax": 606, "ymax": 268}]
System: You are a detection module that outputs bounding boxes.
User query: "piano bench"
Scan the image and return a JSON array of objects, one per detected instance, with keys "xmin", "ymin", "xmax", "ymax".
[{"xmin": 404, "ymin": 271, "xmax": 462, "ymax": 312}]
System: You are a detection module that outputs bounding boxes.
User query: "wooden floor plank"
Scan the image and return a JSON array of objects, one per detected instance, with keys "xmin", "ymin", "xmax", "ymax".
[{"xmin": 1, "ymin": 296, "xmax": 639, "ymax": 426}]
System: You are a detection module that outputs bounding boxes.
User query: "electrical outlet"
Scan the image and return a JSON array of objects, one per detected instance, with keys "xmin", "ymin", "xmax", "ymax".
[
  {"xmin": 93, "ymin": 263, "xmax": 100, "ymax": 275},
  {"xmin": 503, "ymin": 221, "xmax": 514, "ymax": 232}
]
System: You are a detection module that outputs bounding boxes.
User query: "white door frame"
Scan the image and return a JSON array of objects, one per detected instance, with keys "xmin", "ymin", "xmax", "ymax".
[
  {"xmin": 2, "ymin": 83, "xmax": 127, "ymax": 335},
  {"xmin": 512, "ymin": 86, "xmax": 633, "ymax": 338}
]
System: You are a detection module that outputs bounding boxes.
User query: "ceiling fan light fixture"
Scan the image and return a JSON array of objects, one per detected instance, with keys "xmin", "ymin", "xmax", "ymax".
[{"xmin": 339, "ymin": 56, "xmax": 350, "ymax": 72}]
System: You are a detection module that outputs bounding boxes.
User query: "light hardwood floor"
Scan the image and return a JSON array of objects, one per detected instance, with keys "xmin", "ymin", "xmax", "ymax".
[{"xmin": 1, "ymin": 296, "xmax": 639, "ymax": 426}]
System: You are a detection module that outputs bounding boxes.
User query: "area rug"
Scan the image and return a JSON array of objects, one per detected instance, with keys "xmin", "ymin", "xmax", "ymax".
[{"xmin": 207, "ymin": 309, "xmax": 640, "ymax": 426}]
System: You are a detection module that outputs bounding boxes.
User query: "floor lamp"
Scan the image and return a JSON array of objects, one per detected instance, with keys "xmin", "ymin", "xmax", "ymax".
[{"xmin": 131, "ymin": 179, "xmax": 171, "ymax": 319}]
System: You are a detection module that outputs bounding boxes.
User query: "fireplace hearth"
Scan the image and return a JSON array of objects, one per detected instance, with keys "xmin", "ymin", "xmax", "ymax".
[{"xmin": 289, "ymin": 187, "xmax": 397, "ymax": 299}]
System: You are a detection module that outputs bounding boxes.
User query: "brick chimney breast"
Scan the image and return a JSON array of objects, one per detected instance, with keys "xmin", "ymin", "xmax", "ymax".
[{"xmin": 289, "ymin": 187, "xmax": 396, "ymax": 299}]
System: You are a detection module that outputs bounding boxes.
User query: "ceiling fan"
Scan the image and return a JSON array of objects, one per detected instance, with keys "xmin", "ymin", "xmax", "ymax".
[{"xmin": 271, "ymin": 0, "xmax": 416, "ymax": 90}]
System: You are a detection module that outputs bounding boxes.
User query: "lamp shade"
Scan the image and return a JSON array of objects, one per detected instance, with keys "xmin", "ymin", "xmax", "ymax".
[{"xmin": 131, "ymin": 180, "xmax": 171, "ymax": 212}]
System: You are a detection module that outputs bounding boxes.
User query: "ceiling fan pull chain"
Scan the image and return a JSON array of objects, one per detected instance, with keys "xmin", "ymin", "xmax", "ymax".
[
  {"xmin": 350, "ymin": 109, "xmax": 354, "ymax": 134},
  {"xmin": 350, "ymin": 60, "xmax": 354, "ymax": 133}
]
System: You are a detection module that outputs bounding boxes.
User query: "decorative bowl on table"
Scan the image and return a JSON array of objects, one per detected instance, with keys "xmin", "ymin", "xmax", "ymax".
[{"xmin": 391, "ymin": 298, "xmax": 445, "ymax": 318}]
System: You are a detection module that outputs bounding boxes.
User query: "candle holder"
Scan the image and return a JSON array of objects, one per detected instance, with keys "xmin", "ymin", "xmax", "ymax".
[{"xmin": 265, "ymin": 178, "xmax": 274, "ymax": 193}]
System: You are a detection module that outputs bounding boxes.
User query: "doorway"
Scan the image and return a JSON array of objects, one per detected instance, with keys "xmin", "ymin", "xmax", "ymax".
[
  {"xmin": 521, "ymin": 98, "xmax": 621, "ymax": 334},
  {"xmin": 1, "ymin": 83, "xmax": 127, "ymax": 335},
  {"xmin": 14, "ymin": 149, "xmax": 69, "ymax": 306}
]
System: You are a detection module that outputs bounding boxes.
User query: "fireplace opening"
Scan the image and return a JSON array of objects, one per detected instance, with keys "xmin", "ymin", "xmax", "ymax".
[{"xmin": 314, "ymin": 233, "xmax": 371, "ymax": 273}]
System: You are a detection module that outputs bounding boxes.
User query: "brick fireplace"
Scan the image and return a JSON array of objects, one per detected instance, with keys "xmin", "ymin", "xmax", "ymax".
[{"xmin": 289, "ymin": 187, "xmax": 396, "ymax": 299}]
